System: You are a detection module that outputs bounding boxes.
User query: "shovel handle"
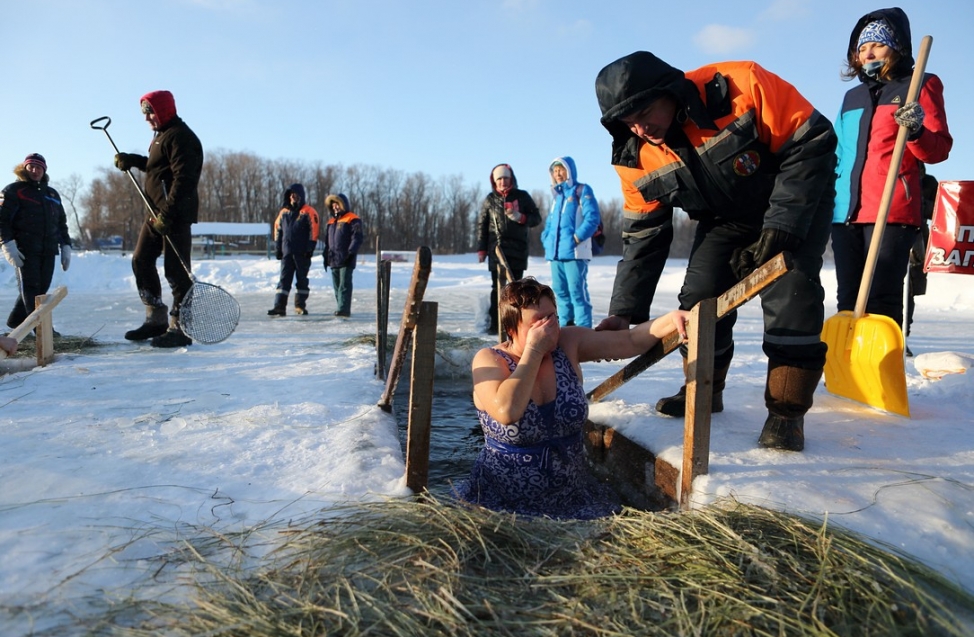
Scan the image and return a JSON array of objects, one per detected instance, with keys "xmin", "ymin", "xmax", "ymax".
[{"xmin": 853, "ymin": 35, "xmax": 932, "ymax": 318}]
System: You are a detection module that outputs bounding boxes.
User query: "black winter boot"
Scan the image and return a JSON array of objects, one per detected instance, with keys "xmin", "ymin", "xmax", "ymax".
[
  {"xmin": 267, "ymin": 292, "xmax": 288, "ymax": 316},
  {"xmin": 125, "ymin": 305, "xmax": 169, "ymax": 341},
  {"xmin": 758, "ymin": 415, "xmax": 805, "ymax": 451},
  {"xmin": 151, "ymin": 316, "xmax": 192, "ymax": 348},
  {"xmin": 655, "ymin": 357, "xmax": 728, "ymax": 417}
]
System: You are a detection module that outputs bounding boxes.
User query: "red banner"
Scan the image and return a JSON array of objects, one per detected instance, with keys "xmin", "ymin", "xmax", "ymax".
[{"xmin": 925, "ymin": 181, "xmax": 974, "ymax": 275}]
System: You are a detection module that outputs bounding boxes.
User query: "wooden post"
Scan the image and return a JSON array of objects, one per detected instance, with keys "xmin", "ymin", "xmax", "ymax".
[
  {"xmin": 587, "ymin": 252, "xmax": 792, "ymax": 403},
  {"xmin": 404, "ymin": 301, "xmax": 437, "ymax": 493},
  {"xmin": 493, "ymin": 245, "xmax": 513, "ymax": 344},
  {"xmin": 0, "ymin": 286, "xmax": 68, "ymax": 364},
  {"xmin": 35, "ymin": 293, "xmax": 56, "ymax": 366},
  {"xmin": 680, "ymin": 297, "xmax": 716, "ymax": 510},
  {"xmin": 376, "ymin": 259, "xmax": 392, "ymax": 380},
  {"xmin": 377, "ymin": 246, "xmax": 432, "ymax": 411}
]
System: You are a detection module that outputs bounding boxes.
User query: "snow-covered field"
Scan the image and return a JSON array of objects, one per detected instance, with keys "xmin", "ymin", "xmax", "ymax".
[{"xmin": 1, "ymin": 250, "xmax": 973, "ymax": 633}]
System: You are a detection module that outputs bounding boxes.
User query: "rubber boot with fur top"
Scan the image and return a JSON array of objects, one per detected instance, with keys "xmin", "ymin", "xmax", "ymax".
[
  {"xmin": 655, "ymin": 357, "xmax": 729, "ymax": 417},
  {"xmin": 125, "ymin": 305, "xmax": 169, "ymax": 341},
  {"xmin": 758, "ymin": 363, "xmax": 822, "ymax": 452}
]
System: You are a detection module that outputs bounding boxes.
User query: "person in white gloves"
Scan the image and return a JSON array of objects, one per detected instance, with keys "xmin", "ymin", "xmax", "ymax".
[{"xmin": 0, "ymin": 154, "xmax": 71, "ymax": 331}]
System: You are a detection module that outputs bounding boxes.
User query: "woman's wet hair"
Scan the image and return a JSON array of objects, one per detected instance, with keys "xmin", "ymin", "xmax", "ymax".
[{"xmin": 499, "ymin": 277, "xmax": 557, "ymax": 341}]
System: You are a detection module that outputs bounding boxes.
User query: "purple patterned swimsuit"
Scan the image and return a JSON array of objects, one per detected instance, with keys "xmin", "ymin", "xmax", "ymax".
[{"xmin": 454, "ymin": 347, "xmax": 620, "ymax": 519}]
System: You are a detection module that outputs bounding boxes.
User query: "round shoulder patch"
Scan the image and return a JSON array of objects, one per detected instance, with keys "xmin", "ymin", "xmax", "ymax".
[{"xmin": 732, "ymin": 150, "xmax": 761, "ymax": 177}]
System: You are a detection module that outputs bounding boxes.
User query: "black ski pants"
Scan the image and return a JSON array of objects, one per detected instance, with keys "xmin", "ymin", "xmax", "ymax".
[{"xmin": 132, "ymin": 219, "xmax": 193, "ymax": 315}]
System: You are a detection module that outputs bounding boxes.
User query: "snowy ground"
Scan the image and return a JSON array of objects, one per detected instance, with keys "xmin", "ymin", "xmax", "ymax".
[{"xmin": 1, "ymin": 250, "xmax": 973, "ymax": 632}]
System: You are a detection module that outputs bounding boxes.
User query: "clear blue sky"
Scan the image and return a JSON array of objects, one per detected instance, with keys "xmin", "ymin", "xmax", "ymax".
[{"xmin": 4, "ymin": 0, "xmax": 972, "ymax": 208}]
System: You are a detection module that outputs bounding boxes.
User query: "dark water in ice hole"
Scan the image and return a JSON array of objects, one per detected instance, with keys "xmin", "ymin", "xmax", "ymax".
[
  {"xmin": 392, "ymin": 378, "xmax": 652, "ymax": 510},
  {"xmin": 393, "ymin": 378, "xmax": 483, "ymax": 495}
]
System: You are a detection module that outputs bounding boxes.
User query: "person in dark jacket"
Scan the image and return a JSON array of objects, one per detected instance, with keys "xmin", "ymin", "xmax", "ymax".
[
  {"xmin": 268, "ymin": 183, "xmax": 319, "ymax": 316},
  {"xmin": 832, "ymin": 8, "xmax": 951, "ymax": 332},
  {"xmin": 323, "ymin": 194, "xmax": 364, "ymax": 317},
  {"xmin": 114, "ymin": 90, "xmax": 204, "ymax": 348},
  {"xmin": 0, "ymin": 153, "xmax": 71, "ymax": 331},
  {"xmin": 905, "ymin": 170, "xmax": 938, "ymax": 355},
  {"xmin": 595, "ymin": 51, "xmax": 838, "ymax": 451},
  {"xmin": 476, "ymin": 164, "xmax": 542, "ymax": 334}
]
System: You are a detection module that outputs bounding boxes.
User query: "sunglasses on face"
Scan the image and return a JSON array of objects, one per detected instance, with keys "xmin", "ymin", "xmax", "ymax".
[{"xmin": 141, "ymin": 102, "xmax": 154, "ymax": 115}]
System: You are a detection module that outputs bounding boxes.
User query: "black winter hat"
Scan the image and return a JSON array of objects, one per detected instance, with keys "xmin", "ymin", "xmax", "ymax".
[{"xmin": 596, "ymin": 51, "xmax": 686, "ymax": 125}]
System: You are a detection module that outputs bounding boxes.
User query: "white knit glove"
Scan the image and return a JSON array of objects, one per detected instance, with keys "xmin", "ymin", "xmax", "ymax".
[
  {"xmin": 894, "ymin": 101, "xmax": 925, "ymax": 136},
  {"xmin": 61, "ymin": 245, "xmax": 72, "ymax": 271},
  {"xmin": 2, "ymin": 240, "xmax": 24, "ymax": 268}
]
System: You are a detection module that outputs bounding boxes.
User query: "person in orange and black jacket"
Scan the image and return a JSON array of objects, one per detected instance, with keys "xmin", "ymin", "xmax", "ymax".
[
  {"xmin": 268, "ymin": 183, "xmax": 319, "ymax": 316},
  {"xmin": 114, "ymin": 90, "xmax": 204, "ymax": 348},
  {"xmin": 0, "ymin": 153, "xmax": 71, "ymax": 332},
  {"xmin": 595, "ymin": 51, "xmax": 837, "ymax": 452},
  {"xmin": 323, "ymin": 194, "xmax": 364, "ymax": 317},
  {"xmin": 476, "ymin": 164, "xmax": 542, "ymax": 335},
  {"xmin": 832, "ymin": 8, "xmax": 951, "ymax": 335}
]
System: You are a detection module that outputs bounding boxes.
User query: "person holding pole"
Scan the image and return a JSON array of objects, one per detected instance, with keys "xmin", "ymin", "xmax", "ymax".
[
  {"xmin": 455, "ymin": 277, "xmax": 688, "ymax": 519},
  {"xmin": 476, "ymin": 164, "xmax": 541, "ymax": 335},
  {"xmin": 1, "ymin": 154, "xmax": 71, "ymax": 333},
  {"xmin": 113, "ymin": 90, "xmax": 204, "ymax": 348},
  {"xmin": 831, "ymin": 8, "xmax": 951, "ymax": 333}
]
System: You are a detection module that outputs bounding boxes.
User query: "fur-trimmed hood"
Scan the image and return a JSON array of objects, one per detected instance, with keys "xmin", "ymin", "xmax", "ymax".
[
  {"xmin": 13, "ymin": 163, "xmax": 50, "ymax": 185},
  {"xmin": 325, "ymin": 193, "xmax": 351, "ymax": 215}
]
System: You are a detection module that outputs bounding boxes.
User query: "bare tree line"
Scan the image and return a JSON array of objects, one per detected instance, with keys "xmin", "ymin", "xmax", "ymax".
[{"xmin": 58, "ymin": 150, "xmax": 699, "ymax": 258}]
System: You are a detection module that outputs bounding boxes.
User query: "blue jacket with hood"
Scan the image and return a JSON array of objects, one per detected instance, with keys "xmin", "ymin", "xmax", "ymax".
[
  {"xmin": 540, "ymin": 156, "xmax": 601, "ymax": 261},
  {"xmin": 324, "ymin": 193, "xmax": 364, "ymax": 269}
]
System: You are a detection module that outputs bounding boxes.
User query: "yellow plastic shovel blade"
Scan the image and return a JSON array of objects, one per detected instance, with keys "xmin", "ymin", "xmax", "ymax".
[{"xmin": 822, "ymin": 311, "xmax": 910, "ymax": 417}]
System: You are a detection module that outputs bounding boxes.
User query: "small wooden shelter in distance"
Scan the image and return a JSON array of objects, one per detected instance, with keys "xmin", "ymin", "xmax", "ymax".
[{"xmin": 192, "ymin": 222, "xmax": 272, "ymax": 258}]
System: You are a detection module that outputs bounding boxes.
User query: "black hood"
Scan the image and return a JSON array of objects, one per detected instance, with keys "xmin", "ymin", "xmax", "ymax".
[
  {"xmin": 595, "ymin": 51, "xmax": 697, "ymax": 167},
  {"xmin": 848, "ymin": 7, "xmax": 914, "ymax": 81},
  {"xmin": 284, "ymin": 183, "xmax": 306, "ymax": 208}
]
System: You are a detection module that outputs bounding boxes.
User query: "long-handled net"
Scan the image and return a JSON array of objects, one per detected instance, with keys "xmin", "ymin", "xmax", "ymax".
[
  {"xmin": 91, "ymin": 116, "xmax": 241, "ymax": 345},
  {"xmin": 180, "ymin": 281, "xmax": 240, "ymax": 344}
]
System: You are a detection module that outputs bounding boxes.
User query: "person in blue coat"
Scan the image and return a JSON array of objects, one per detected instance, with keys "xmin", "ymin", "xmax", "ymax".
[
  {"xmin": 540, "ymin": 157, "xmax": 601, "ymax": 328},
  {"xmin": 323, "ymin": 194, "xmax": 364, "ymax": 317}
]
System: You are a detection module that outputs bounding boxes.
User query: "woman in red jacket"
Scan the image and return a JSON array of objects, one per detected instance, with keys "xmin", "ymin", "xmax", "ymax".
[{"xmin": 831, "ymin": 8, "xmax": 952, "ymax": 329}]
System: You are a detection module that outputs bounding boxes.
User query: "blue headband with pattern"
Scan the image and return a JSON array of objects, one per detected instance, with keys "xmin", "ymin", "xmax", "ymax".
[{"xmin": 857, "ymin": 20, "xmax": 898, "ymax": 51}]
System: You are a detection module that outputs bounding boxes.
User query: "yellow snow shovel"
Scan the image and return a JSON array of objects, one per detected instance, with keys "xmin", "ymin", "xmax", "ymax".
[{"xmin": 822, "ymin": 35, "xmax": 932, "ymax": 417}]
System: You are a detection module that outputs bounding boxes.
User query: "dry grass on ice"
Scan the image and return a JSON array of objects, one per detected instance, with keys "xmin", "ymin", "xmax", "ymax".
[{"xmin": 53, "ymin": 496, "xmax": 974, "ymax": 636}]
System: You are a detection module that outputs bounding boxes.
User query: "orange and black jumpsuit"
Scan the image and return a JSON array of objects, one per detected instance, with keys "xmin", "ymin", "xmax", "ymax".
[{"xmin": 597, "ymin": 58, "xmax": 837, "ymax": 371}]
